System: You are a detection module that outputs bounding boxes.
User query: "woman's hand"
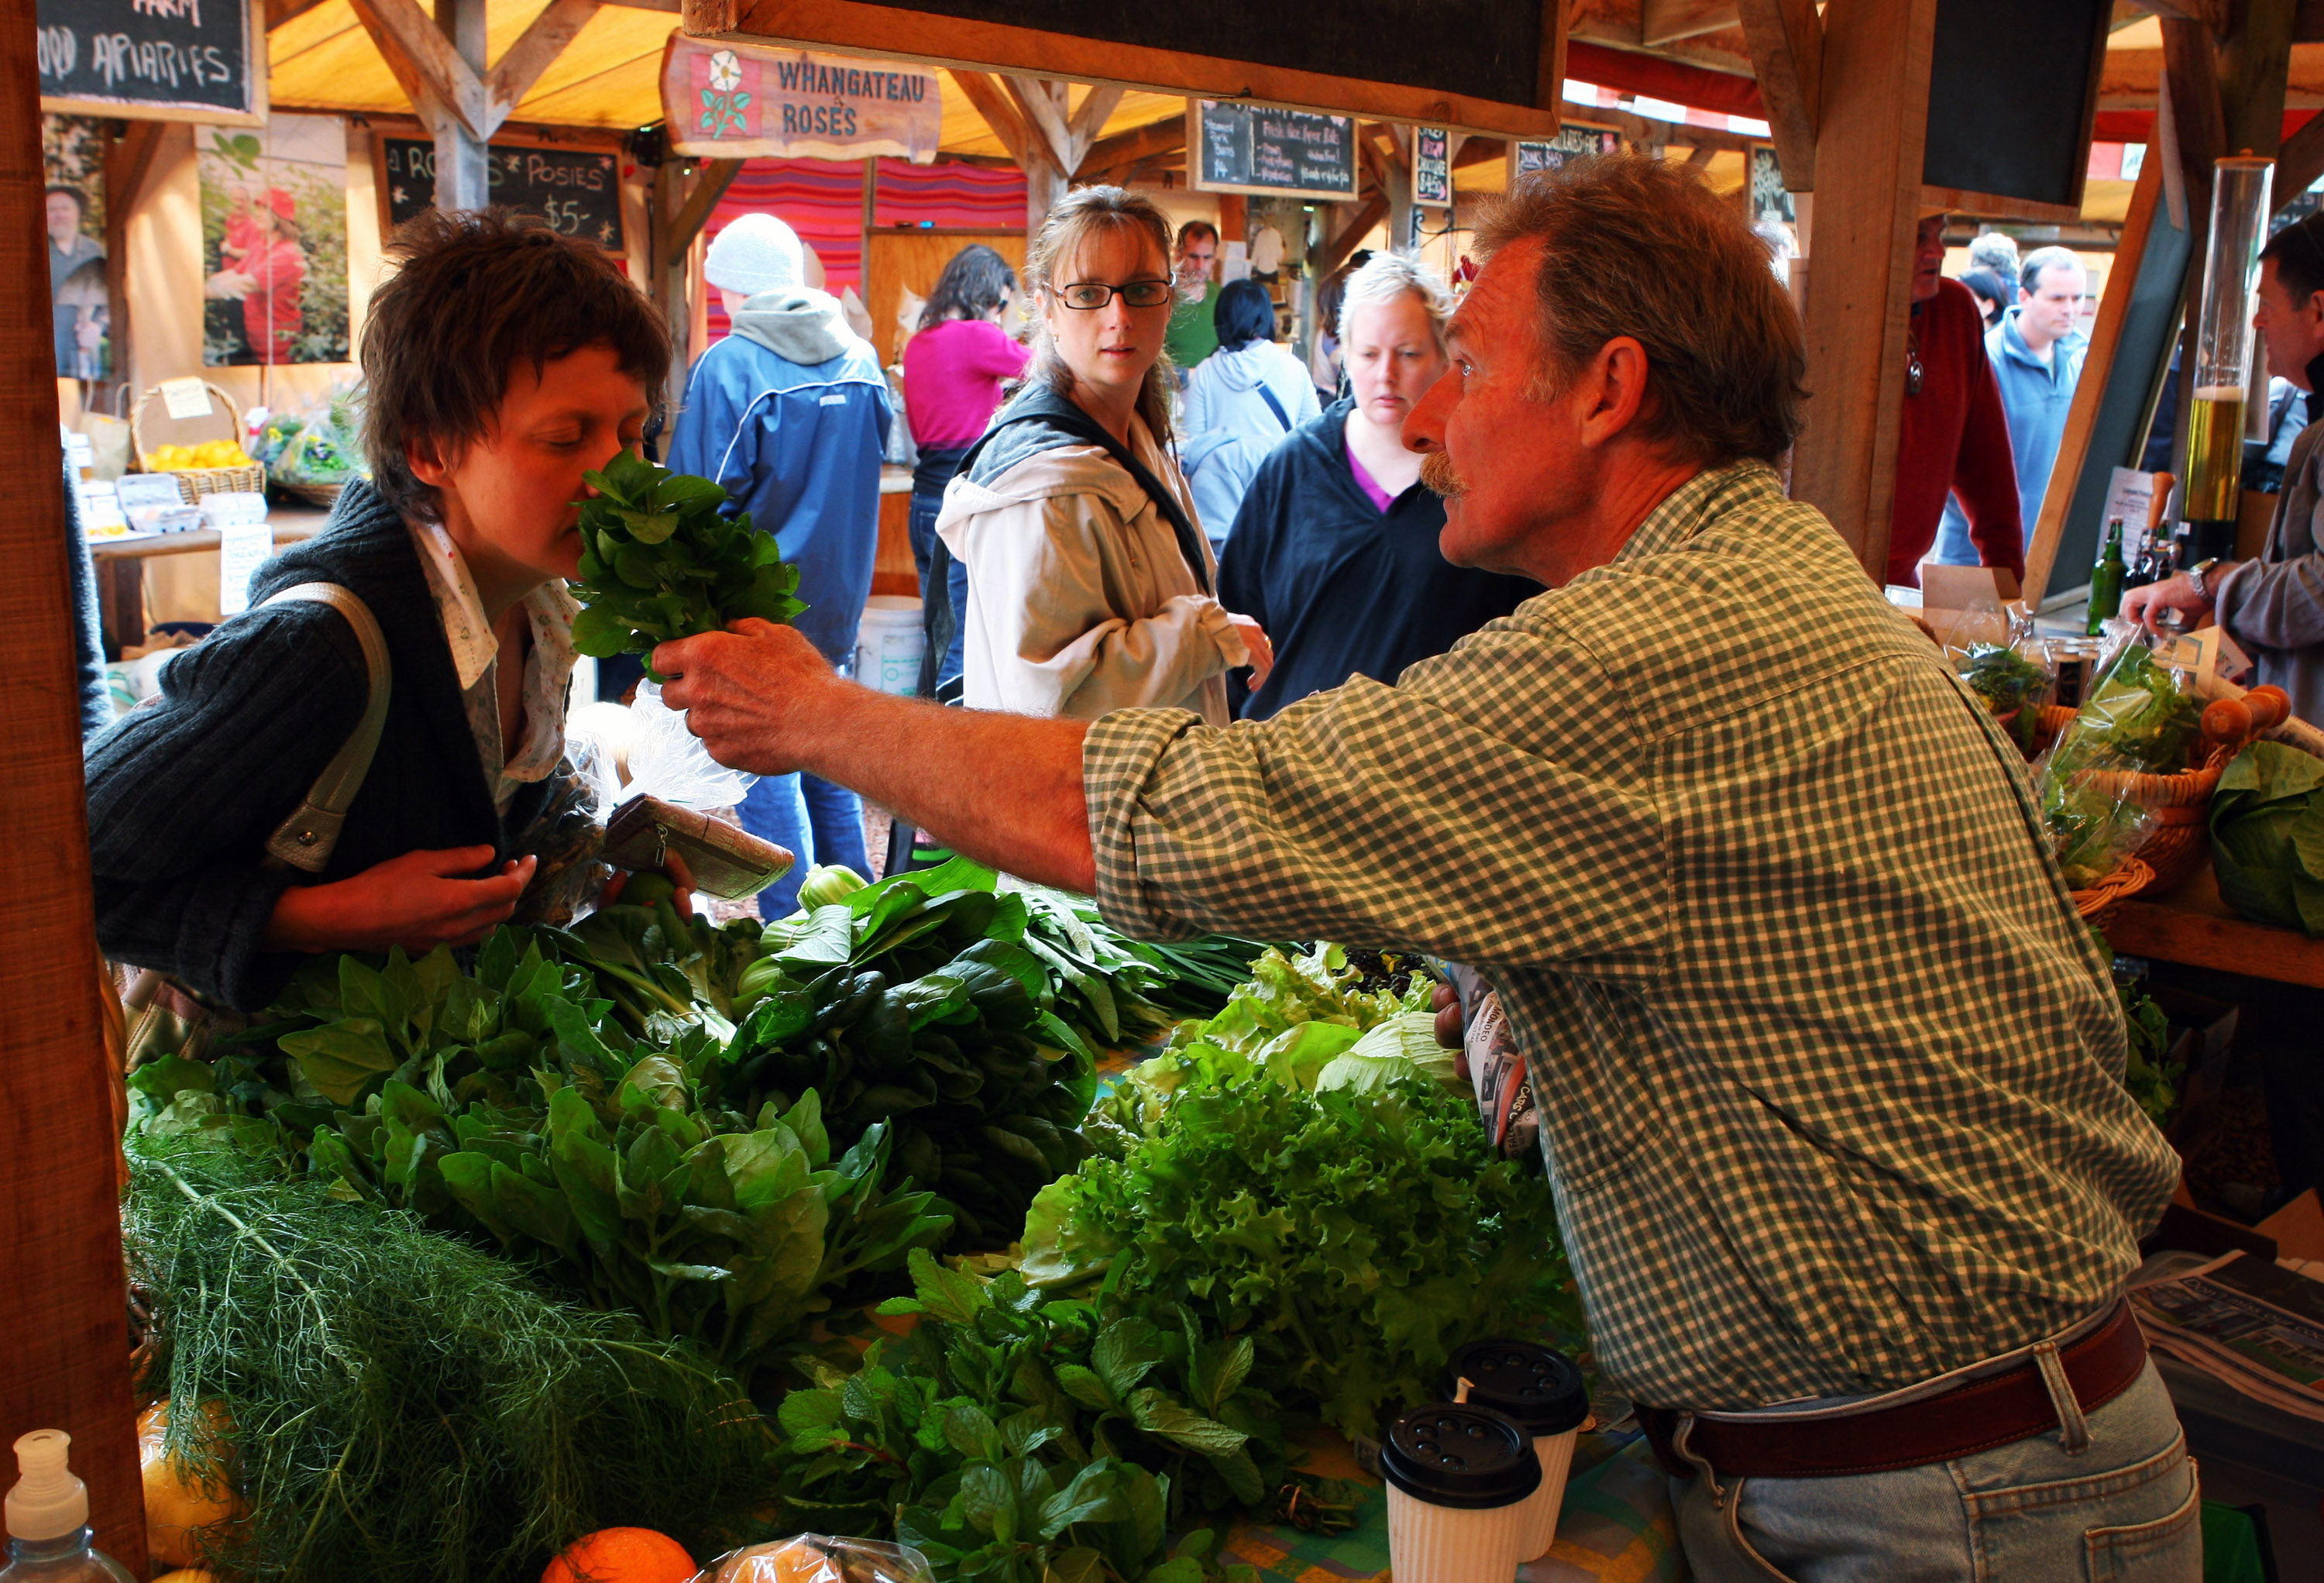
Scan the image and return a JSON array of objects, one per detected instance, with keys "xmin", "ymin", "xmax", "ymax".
[
  {"xmin": 263, "ymin": 846, "xmax": 537, "ymax": 955},
  {"xmin": 1226, "ymin": 612, "xmax": 1274, "ymax": 687},
  {"xmin": 599, "ymin": 848, "xmax": 697, "ymax": 915}
]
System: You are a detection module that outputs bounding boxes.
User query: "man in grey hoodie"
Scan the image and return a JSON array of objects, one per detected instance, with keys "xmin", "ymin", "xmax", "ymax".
[{"xmin": 669, "ymin": 212, "xmax": 892, "ymax": 903}]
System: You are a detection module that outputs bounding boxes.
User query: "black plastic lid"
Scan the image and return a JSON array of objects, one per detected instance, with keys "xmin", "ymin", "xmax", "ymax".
[
  {"xmin": 1380, "ymin": 1404, "xmax": 1542, "ymax": 1509},
  {"xmin": 1440, "ymin": 1339, "xmax": 1588, "ymax": 1437}
]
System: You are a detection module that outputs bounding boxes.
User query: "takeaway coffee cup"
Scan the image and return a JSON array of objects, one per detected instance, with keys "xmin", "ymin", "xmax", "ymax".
[
  {"xmin": 1441, "ymin": 1340, "xmax": 1590, "ymax": 1561},
  {"xmin": 1380, "ymin": 1403, "xmax": 1541, "ymax": 1583}
]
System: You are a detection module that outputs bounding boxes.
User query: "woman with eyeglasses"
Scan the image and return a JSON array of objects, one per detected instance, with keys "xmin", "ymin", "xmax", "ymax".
[{"xmin": 934, "ymin": 187, "xmax": 1271, "ymax": 724}]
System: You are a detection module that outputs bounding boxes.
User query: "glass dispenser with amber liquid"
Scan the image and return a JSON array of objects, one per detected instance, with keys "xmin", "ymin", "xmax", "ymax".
[{"xmin": 2181, "ymin": 156, "xmax": 2274, "ymax": 561}]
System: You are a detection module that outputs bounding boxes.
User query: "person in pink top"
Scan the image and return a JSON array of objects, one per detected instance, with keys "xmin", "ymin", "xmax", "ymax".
[
  {"xmin": 902, "ymin": 244, "xmax": 1030, "ymax": 689},
  {"xmin": 205, "ymin": 187, "xmax": 306, "ymax": 364}
]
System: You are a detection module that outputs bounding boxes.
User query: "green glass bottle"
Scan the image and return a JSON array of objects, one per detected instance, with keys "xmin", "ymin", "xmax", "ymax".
[{"xmin": 2086, "ymin": 517, "xmax": 2126, "ymax": 636}]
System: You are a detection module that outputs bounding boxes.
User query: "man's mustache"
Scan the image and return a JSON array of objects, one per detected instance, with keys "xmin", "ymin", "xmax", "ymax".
[{"xmin": 1419, "ymin": 451, "xmax": 1464, "ymax": 499}]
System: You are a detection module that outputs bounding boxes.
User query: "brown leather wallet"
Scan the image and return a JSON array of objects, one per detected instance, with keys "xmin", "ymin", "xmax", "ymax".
[{"xmin": 1636, "ymin": 1299, "xmax": 2147, "ymax": 1479}]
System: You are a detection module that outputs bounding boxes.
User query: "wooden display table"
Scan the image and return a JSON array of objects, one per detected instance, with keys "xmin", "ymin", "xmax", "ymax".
[
  {"xmin": 2106, "ymin": 860, "xmax": 2324, "ymax": 990},
  {"xmin": 90, "ymin": 506, "xmax": 330, "ymax": 653}
]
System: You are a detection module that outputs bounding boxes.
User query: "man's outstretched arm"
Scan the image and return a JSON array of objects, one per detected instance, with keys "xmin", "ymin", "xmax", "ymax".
[{"xmin": 655, "ymin": 621, "xmax": 1098, "ymax": 893}]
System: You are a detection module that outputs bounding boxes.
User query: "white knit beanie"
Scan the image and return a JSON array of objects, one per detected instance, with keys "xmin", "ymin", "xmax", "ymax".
[{"xmin": 704, "ymin": 212, "xmax": 803, "ymax": 295}]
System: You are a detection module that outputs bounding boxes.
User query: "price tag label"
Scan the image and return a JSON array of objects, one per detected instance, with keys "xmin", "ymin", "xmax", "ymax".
[
  {"xmin": 218, "ymin": 519, "xmax": 273, "ymax": 618},
  {"xmin": 160, "ymin": 377, "xmax": 213, "ymax": 421}
]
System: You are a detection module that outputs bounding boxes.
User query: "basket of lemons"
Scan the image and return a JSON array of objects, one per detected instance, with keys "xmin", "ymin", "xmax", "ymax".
[{"xmin": 131, "ymin": 380, "xmax": 264, "ymax": 501}]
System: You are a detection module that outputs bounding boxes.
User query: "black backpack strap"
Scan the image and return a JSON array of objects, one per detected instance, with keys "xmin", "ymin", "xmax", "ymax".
[
  {"xmin": 1255, "ymin": 383, "xmax": 1292, "ymax": 432},
  {"xmin": 961, "ymin": 395, "xmax": 1212, "ymax": 595}
]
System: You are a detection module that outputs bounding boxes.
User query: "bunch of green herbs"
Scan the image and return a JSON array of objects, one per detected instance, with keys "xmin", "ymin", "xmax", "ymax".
[
  {"xmin": 132, "ymin": 925, "xmax": 952, "ymax": 1382},
  {"xmin": 1958, "ymin": 642, "xmax": 2053, "ymax": 755},
  {"xmin": 770, "ymin": 1250, "xmax": 1353, "ymax": 1583},
  {"xmin": 125, "ymin": 1134, "xmax": 776, "ymax": 1583},
  {"xmin": 1023, "ymin": 1060, "xmax": 1572, "ymax": 1438},
  {"xmin": 569, "ymin": 449, "xmax": 805, "ymax": 673}
]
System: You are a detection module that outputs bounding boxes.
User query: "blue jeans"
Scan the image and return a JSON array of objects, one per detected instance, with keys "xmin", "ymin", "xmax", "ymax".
[
  {"xmin": 1674, "ymin": 1363, "xmax": 2199, "ymax": 1581},
  {"xmin": 910, "ymin": 443, "xmax": 971, "ymax": 693},
  {"xmin": 737, "ymin": 771, "xmax": 869, "ymax": 917}
]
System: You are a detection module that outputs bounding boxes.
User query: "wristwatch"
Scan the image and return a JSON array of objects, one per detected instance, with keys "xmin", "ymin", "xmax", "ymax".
[{"xmin": 2186, "ymin": 558, "xmax": 2223, "ymax": 604}]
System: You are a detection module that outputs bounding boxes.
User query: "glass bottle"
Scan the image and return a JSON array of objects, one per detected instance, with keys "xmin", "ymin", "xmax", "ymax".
[{"xmin": 2086, "ymin": 518, "xmax": 2127, "ymax": 636}]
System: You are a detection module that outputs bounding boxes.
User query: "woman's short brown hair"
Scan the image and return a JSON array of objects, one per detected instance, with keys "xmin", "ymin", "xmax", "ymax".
[
  {"xmin": 1472, "ymin": 154, "xmax": 1806, "ymax": 466},
  {"xmin": 360, "ymin": 208, "xmax": 670, "ymax": 522}
]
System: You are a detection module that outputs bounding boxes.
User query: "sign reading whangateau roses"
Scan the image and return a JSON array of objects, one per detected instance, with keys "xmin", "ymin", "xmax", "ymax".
[{"xmin": 662, "ymin": 38, "xmax": 941, "ymax": 161}]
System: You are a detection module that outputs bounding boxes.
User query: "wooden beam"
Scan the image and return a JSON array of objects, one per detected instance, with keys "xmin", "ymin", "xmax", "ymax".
[
  {"xmin": 486, "ymin": 0, "xmax": 600, "ymax": 122},
  {"xmin": 1076, "ymin": 115, "xmax": 1182, "ymax": 178},
  {"xmin": 2120, "ymin": 0, "xmax": 2229, "ymax": 26},
  {"xmin": 1789, "ymin": 0, "xmax": 1941, "ymax": 580},
  {"xmin": 0, "ymin": 0, "xmax": 147, "ymax": 1560},
  {"xmin": 1312, "ymin": 193, "xmax": 1390, "ymax": 277},
  {"xmin": 1066, "ymin": 84, "xmax": 1126, "ymax": 164},
  {"xmin": 2099, "ymin": 40, "xmax": 2324, "ymax": 108},
  {"xmin": 99, "ymin": 119, "xmax": 162, "ymax": 401},
  {"xmin": 1536, "ymin": 0, "xmax": 1568, "ymax": 113},
  {"xmin": 1004, "ymin": 77, "xmax": 1075, "ymax": 176},
  {"xmin": 1643, "ymin": 0, "xmax": 1742, "ymax": 46},
  {"xmin": 2025, "ymin": 145, "xmax": 2168, "ymax": 604},
  {"xmin": 2221, "ymin": 0, "xmax": 2298, "ymax": 157},
  {"xmin": 1736, "ymin": 0, "xmax": 1822, "ymax": 191},
  {"xmin": 667, "ymin": 157, "xmax": 741, "ymax": 256},
  {"xmin": 346, "ymin": 0, "xmax": 490, "ymax": 141},
  {"xmin": 953, "ymin": 69, "xmax": 1032, "ymax": 171},
  {"xmin": 684, "ymin": 0, "xmax": 1569, "ymax": 139},
  {"xmin": 2279, "ymin": 100, "xmax": 2324, "ymax": 197}
]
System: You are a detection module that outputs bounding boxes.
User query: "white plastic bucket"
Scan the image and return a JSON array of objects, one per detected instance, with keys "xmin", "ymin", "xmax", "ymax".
[{"xmin": 854, "ymin": 595, "xmax": 926, "ymax": 697}]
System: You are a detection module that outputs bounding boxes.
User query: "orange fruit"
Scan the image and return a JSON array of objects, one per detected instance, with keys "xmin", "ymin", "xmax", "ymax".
[{"xmin": 542, "ymin": 1527, "xmax": 697, "ymax": 1583}]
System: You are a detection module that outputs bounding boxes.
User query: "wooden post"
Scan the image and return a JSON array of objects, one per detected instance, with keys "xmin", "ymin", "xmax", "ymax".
[
  {"xmin": 650, "ymin": 158, "xmax": 741, "ymax": 427},
  {"xmin": 433, "ymin": 0, "xmax": 490, "ymax": 208},
  {"xmin": 1, "ymin": 0, "xmax": 148, "ymax": 1566},
  {"xmin": 99, "ymin": 122, "xmax": 161, "ymax": 408},
  {"xmin": 1788, "ymin": 0, "xmax": 1940, "ymax": 580}
]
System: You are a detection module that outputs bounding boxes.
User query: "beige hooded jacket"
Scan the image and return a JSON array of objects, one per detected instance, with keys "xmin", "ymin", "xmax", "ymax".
[{"xmin": 934, "ymin": 418, "xmax": 1248, "ymax": 723}]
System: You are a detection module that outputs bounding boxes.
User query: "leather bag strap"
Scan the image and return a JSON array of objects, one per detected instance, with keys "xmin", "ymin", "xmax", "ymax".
[{"xmin": 260, "ymin": 582, "xmax": 391, "ymax": 872}]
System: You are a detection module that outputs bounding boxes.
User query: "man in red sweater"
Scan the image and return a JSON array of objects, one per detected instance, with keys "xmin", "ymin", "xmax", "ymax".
[{"xmin": 1889, "ymin": 210, "xmax": 2023, "ymax": 588}]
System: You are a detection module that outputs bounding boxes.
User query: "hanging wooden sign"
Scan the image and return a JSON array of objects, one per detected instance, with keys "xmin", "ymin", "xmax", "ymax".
[
  {"xmin": 662, "ymin": 37, "xmax": 941, "ymax": 161},
  {"xmin": 36, "ymin": 0, "xmax": 265, "ymax": 125},
  {"xmin": 380, "ymin": 138, "xmax": 625, "ymax": 251}
]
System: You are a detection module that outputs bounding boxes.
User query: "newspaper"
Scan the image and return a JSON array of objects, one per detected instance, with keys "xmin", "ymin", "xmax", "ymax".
[{"xmin": 2130, "ymin": 1250, "xmax": 2324, "ymax": 1422}]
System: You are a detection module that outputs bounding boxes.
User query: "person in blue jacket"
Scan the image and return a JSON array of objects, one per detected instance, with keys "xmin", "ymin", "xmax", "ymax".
[{"xmin": 669, "ymin": 212, "xmax": 892, "ymax": 911}]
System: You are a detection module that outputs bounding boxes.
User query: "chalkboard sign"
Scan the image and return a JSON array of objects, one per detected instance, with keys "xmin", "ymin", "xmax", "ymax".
[
  {"xmin": 1414, "ymin": 127, "xmax": 1450, "ymax": 208},
  {"xmin": 36, "ymin": 0, "xmax": 263, "ymax": 123},
  {"xmin": 1508, "ymin": 124, "xmax": 1621, "ymax": 185},
  {"xmin": 1923, "ymin": 0, "xmax": 2108, "ymax": 215},
  {"xmin": 382, "ymin": 139, "xmax": 625, "ymax": 251},
  {"xmin": 1190, "ymin": 102, "xmax": 1355, "ymax": 200}
]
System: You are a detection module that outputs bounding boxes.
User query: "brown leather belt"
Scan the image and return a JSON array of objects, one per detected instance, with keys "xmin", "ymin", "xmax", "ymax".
[{"xmin": 1636, "ymin": 1299, "xmax": 2147, "ymax": 1479}]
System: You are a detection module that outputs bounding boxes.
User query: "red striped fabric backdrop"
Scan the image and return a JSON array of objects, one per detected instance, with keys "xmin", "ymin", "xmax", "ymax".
[{"xmin": 872, "ymin": 158, "xmax": 1026, "ymax": 229}]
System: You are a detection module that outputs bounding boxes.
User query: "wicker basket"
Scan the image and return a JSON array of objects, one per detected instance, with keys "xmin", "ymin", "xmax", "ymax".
[
  {"xmin": 2072, "ymin": 855, "xmax": 2154, "ymax": 927},
  {"xmin": 278, "ymin": 480, "xmax": 346, "ymax": 511},
  {"xmin": 129, "ymin": 380, "xmax": 264, "ymax": 502},
  {"xmin": 2039, "ymin": 701, "xmax": 2246, "ymax": 896}
]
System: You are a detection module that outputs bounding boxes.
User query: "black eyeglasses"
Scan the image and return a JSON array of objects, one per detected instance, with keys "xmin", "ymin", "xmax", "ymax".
[{"xmin": 1057, "ymin": 279, "xmax": 1174, "ymax": 310}]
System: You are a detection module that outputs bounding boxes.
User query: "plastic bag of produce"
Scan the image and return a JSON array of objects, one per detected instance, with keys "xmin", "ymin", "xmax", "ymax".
[
  {"xmin": 2031, "ymin": 635, "xmax": 2200, "ymax": 886},
  {"xmin": 269, "ymin": 383, "xmax": 370, "ymax": 486},
  {"xmin": 1954, "ymin": 639, "xmax": 2055, "ymax": 755},
  {"xmin": 2209, "ymin": 740, "xmax": 2324, "ymax": 936},
  {"xmin": 698, "ymin": 1535, "xmax": 934, "ymax": 1583}
]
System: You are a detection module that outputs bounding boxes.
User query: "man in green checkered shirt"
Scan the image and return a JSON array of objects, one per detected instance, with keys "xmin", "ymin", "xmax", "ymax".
[{"xmin": 662, "ymin": 157, "xmax": 2195, "ymax": 1578}]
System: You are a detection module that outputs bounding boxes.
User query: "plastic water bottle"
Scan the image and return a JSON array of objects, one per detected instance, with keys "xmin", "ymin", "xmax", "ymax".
[{"xmin": 0, "ymin": 1431, "xmax": 137, "ymax": 1582}]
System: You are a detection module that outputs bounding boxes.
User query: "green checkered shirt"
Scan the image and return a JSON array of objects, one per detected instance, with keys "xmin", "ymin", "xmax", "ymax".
[{"xmin": 1083, "ymin": 461, "xmax": 2179, "ymax": 1412}]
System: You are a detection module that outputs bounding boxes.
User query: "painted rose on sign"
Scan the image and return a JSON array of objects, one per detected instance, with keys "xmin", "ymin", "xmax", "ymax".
[{"xmin": 698, "ymin": 48, "xmax": 752, "ymax": 138}]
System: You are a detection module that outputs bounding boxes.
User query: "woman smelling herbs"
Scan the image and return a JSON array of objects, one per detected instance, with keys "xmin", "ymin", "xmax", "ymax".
[
  {"xmin": 86, "ymin": 211, "xmax": 677, "ymax": 1013},
  {"xmin": 934, "ymin": 187, "xmax": 1272, "ymax": 724}
]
